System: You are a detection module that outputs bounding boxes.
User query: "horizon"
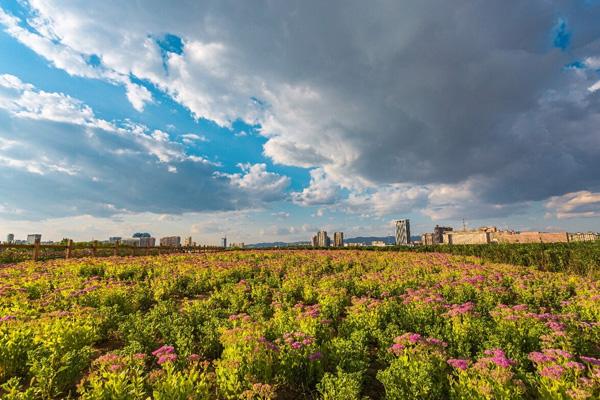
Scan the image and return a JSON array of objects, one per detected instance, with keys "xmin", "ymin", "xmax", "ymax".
[{"xmin": 1, "ymin": 1, "xmax": 599, "ymax": 244}]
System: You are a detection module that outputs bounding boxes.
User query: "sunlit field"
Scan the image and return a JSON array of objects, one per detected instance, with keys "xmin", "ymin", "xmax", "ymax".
[{"xmin": 1, "ymin": 251, "xmax": 599, "ymax": 399}]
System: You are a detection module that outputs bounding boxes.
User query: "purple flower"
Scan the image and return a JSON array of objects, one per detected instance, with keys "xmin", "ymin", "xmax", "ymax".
[
  {"xmin": 389, "ymin": 343, "xmax": 405, "ymax": 355},
  {"xmin": 308, "ymin": 352, "xmax": 322, "ymax": 361},
  {"xmin": 408, "ymin": 333, "xmax": 422, "ymax": 343},
  {"xmin": 0, "ymin": 315, "xmax": 16, "ymax": 322},
  {"xmin": 426, "ymin": 338, "xmax": 448, "ymax": 348},
  {"xmin": 448, "ymin": 359, "xmax": 470, "ymax": 371},
  {"xmin": 565, "ymin": 361, "xmax": 585, "ymax": 371},
  {"xmin": 580, "ymin": 356, "xmax": 600, "ymax": 366}
]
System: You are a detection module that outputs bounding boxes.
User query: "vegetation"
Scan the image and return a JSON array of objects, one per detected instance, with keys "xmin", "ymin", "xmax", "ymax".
[{"xmin": 1, "ymin": 250, "xmax": 599, "ymax": 399}]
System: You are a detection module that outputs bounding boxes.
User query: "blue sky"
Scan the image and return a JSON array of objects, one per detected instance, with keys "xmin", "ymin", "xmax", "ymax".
[{"xmin": 0, "ymin": 1, "xmax": 599, "ymax": 244}]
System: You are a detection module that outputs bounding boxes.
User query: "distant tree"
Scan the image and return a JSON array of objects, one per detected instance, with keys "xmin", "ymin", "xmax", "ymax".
[{"xmin": 133, "ymin": 232, "xmax": 151, "ymax": 238}]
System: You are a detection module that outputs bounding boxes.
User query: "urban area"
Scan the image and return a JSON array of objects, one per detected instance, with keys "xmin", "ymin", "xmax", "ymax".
[{"xmin": 3, "ymin": 218, "xmax": 598, "ymax": 249}]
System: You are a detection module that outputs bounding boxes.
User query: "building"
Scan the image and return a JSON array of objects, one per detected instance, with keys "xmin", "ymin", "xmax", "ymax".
[
  {"xmin": 27, "ymin": 234, "xmax": 42, "ymax": 244},
  {"xmin": 371, "ymin": 241, "xmax": 387, "ymax": 247},
  {"xmin": 6, "ymin": 233, "xmax": 14, "ymax": 244},
  {"xmin": 568, "ymin": 232, "xmax": 599, "ymax": 242},
  {"xmin": 221, "ymin": 237, "xmax": 227, "ymax": 248},
  {"xmin": 333, "ymin": 232, "xmax": 344, "ymax": 247},
  {"xmin": 421, "ymin": 233, "xmax": 434, "ymax": 245},
  {"xmin": 184, "ymin": 236, "xmax": 193, "ymax": 247},
  {"xmin": 138, "ymin": 237, "xmax": 156, "ymax": 247},
  {"xmin": 489, "ymin": 231, "xmax": 568, "ymax": 244},
  {"xmin": 312, "ymin": 235, "xmax": 318, "ymax": 247},
  {"xmin": 109, "ymin": 237, "xmax": 122, "ymax": 243},
  {"xmin": 433, "ymin": 225, "xmax": 453, "ymax": 244},
  {"xmin": 395, "ymin": 219, "xmax": 411, "ymax": 245},
  {"xmin": 444, "ymin": 231, "xmax": 490, "ymax": 245},
  {"xmin": 160, "ymin": 236, "xmax": 181, "ymax": 247},
  {"xmin": 230, "ymin": 242, "xmax": 245, "ymax": 248},
  {"xmin": 121, "ymin": 238, "xmax": 141, "ymax": 246},
  {"xmin": 316, "ymin": 230, "xmax": 331, "ymax": 247}
]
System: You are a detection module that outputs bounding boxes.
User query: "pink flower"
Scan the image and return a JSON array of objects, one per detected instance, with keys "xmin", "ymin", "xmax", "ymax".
[
  {"xmin": 157, "ymin": 353, "xmax": 177, "ymax": 365},
  {"xmin": 448, "ymin": 359, "xmax": 470, "ymax": 370},
  {"xmin": 152, "ymin": 345, "xmax": 175, "ymax": 357},
  {"xmin": 540, "ymin": 365, "xmax": 565, "ymax": 380},
  {"xmin": 426, "ymin": 338, "xmax": 448, "ymax": 348},
  {"xmin": 389, "ymin": 343, "xmax": 405, "ymax": 355},
  {"xmin": 133, "ymin": 353, "xmax": 146, "ymax": 360},
  {"xmin": 308, "ymin": 352, "xmax": 322, "ymax": 361},
  {"xmin": 291, "ymin": 341, "xmax": 303, "ymax": 350},
  {"xmin": 565, "ymin": 361, "xmax": 584, "ymax": 371},
  {"xmin": 188, "ymin": 354, "xmax": 201, "ymax": 362},
  {"xmin": 528, "ymin": 352, "xmax": 556, "ymax": 364}
]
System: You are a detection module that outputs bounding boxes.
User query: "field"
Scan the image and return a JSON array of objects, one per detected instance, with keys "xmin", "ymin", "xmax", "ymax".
[{"xmin": 1, "ymin": 251, "xmax": 599, "ymax": 399}]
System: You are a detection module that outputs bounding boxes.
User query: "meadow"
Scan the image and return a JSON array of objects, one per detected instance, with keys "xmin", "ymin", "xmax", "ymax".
[{"xmin": 0, "ymin": 250, "xmax": 599, "ymax": 399}]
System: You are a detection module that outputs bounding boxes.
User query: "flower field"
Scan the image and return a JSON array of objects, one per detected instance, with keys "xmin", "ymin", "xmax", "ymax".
[{"xmin": 1, "ymin": 251, "xmax": 599, "ymax": 399}]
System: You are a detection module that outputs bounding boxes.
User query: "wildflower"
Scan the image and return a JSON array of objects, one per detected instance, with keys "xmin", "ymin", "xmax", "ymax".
[
  {"xmin": 157, "ymin": 353, "xmax": 177, "ymax": 365},
  {"xmin": 565, "ymin": 361, "xmax": 584, "ymax": 371},
  {"xmin": 539, "ymin": 365, "xmax": 565, "ymax": 380},
  {"xmin": 308, "ymin": 351, "xmax": 322, "ymax": 361},
  {"xmin": 528, "ymin": 352, "xmax": 556, "ymax": 364},
  {"xmin": 426, "ymin": 337, "xmax": 448, "ymax": 348},
  {"xmin": 152, "ymin": 345, "xmax": 175, "ymax": 356},
  {"xmin": 448, "ymin": 359, "xmax": 470, "ymax": 370},
  {"xmin": 133, "ymin": 353, "xmax": 146, "ymax": 360},
  {"xmin": 580, "ymin": 356, "xmax": 600, "ymax": 366},
  {"xmin": 291, "ymin": 341, "xmax": 303, "ymax": 350},
  {"xmin": 188, "ymin": 354, "xmax": 201, "ymax": 362}
]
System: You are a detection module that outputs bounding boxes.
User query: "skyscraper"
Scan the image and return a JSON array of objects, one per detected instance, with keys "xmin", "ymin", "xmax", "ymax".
[
  {"xmin": 395, "ymin": 220, "xmax": 411, "ymax": 245},
  {"xmin": 6, "ymin": 233, "xmax": 14, "ymax": 244},
  {"xmin": 221, "ymin": 237, "xmax": 227, "ymax": 248},
  {"xmin": 317, "ymin": 231, "xmax": 330, "ymax": 247},
  {"xmin": 333, "ymin": 232, "xmax": 344, "ymax": 247},
  {"xmin": 138, "ymin": 237, "xmax": 156, "ymax": 247},
  {"xmin": 184, "ymin": 236, "xmax": 193, "ymax": 247}
]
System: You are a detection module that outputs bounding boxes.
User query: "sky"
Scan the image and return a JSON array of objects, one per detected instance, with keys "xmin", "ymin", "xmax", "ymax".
[{"xmin": 0, "ymin": 0, "xmax": 599, "ymax": 244}]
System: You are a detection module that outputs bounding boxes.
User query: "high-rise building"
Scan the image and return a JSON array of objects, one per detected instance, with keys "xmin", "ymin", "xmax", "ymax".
[
  {"xmin": 311, "ymin": 235, "xmax": 318, "ymax": 247},
  {"xmin": 317, "ymin": 230, "xmax": 330, "ymax": 247},
  {"xmin": 27, "ymin": 234, "xmax": 42, "ymax": 244},
  {"xmin": 138, "ymin": 237, "xmax": 156, "ymax": 247},
  {"xmin": 333, "ymin": 232, "xmax": 344, "ymax": 247},
  {"xmin": 395, "ymin": 220, "xmax": 411, "ymax": 245},
  {"xmin": 433, "ymin": 225, "xmax": 452, "ymax": 244},
  {"xmin": 184, "ymin": 236, "xmax": 193, "ymax": 247},
  {"xmin": 221, "ymin": 237, "xmax": 227, "ymax": 248},
  {"xmin": 6, "ymin": 233, "xmax": 14, "ymax": 244},
  {"xmin": 160, "ymin": 236, "xmax": 181, "ymax": 247}
]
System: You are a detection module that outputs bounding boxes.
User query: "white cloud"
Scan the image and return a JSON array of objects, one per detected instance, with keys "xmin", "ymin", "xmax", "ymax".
[
  {"xmin": 182, "ymin": 133, "xmax": 209, "ymax": 144},
  {"xmin": 546, "ymin": 191, "xmax": 600, "ymax": 219},
  {"xmin": 292, "ymin": 168, "xmax": 340, "ymax": 206},
  {"xmin": 218, "ymin": 163, "xmax": 290, "ymax": 202}
]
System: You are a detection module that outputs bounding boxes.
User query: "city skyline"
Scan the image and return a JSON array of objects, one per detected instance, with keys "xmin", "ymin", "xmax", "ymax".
[{"xmin": 0, "ymin": 1, "xmax": 599, "ymax": 241}]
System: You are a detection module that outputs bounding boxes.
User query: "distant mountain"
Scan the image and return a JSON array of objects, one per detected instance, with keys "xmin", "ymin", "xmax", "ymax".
[
  {"xmin": 344, "ymin": 236, "xmax": 395, "ymax": 244},
  {"xmin": 246, "ymin": 241, "xmax": 311, "ymax": 248}
]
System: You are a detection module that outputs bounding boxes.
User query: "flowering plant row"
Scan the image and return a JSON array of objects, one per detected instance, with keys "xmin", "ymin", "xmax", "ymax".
[{"xmin": 0, "ymin": 250, "xmax": 599, "ymax": 399}]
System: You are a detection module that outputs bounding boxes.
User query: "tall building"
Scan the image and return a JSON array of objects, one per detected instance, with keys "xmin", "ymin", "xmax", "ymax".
[
  {"xmin": 184, "ymin": 236, "xmax": 193, "ymax": 247},
  {"xmin": 333, "ymin": 232, "xmax": 344, "ymax": 247},
  {"xmin": 221, "ymin": 237, "xmax": 227, "ymax": 248},
  {"xmin": 311, "ymin": 235, "xmax": 318, "ymax": 247},
  {"xmin": 395, "ymin": 220, "xmax": 411, "ymax": 245},
  {"xmin": 27, "ymin": 234, "xmax": 42, "ymax": 244},
  {"xmin": 433, "ymin": 225, "xmax": 452, "ymax": 244},
  {"xmin": 317, "ymin": 230, "xmax": 330, "ymax": 247},
  {"xmin": 138, "ymin": 237, "xmax": 156, "ymax": 247},
  {"xmin": 160, "ymin": 236, "xmax": 181, "ymax": 247},
  {"xmin": 6, "ymin": 233, "xmax": 14, "ymax": 244}
]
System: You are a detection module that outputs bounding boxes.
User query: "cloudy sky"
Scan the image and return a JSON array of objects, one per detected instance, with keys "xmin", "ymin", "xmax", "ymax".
[{"xmin": 0, "ymin": 0, "xmax": 599, "ymax": 244}]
